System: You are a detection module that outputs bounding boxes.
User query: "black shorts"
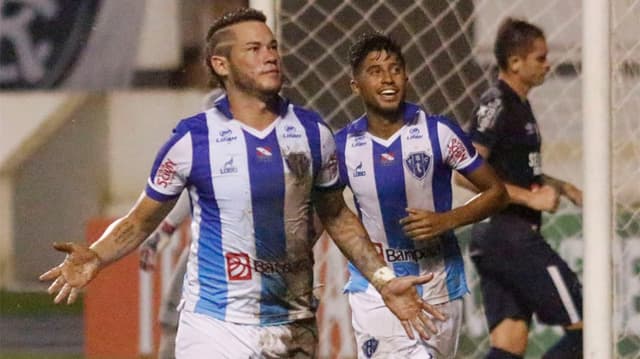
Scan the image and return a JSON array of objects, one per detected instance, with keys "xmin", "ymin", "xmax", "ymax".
[{"xmin": 469, "ymin": 215, "xmax": 583, "ymax": 331}]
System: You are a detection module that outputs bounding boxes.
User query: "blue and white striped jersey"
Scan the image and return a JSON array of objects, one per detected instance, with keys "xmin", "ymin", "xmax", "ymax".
[
  {"xmin": 335, "ymin": 102, "xmax": 482, "ymax": 304},
  {"xmin": 145, "ymin": 95, "xmax": 339, "ymax": 325}
]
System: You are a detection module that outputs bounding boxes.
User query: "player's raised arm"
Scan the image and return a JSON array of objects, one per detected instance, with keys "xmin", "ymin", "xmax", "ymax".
[
  {"xmin": 39, "ymin": 192, "xmax": 178, "ymax": 304},
  {"xmin": 312, "ymin": 188, "xmax": 446, "ymax": 340}
]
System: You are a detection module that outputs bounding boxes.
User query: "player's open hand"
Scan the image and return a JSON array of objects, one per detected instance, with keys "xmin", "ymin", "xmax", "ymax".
[
  {"xmin": 38, "ymin": 242, "xmax": 101, "ymax": 304},
  {"xmin": 400, "ymin": 208, "xmax": 452, "ymax": 241},
  {"xmin": 379, "ymin": 273, "xmax": 446, "ymax": 340}
]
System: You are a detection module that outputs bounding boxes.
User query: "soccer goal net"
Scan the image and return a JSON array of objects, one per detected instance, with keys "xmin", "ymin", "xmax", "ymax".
[{"xmin": 276, "ymin": 1, "xmax": 640, "ymax": 358}]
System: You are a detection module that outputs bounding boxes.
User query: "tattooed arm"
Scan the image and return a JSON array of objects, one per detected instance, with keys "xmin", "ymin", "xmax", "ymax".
[
  {"xmin": 313, "ymin": 188, "xmax": 445, "ymax": 340},
  {"xmin": 39, "ymin": 192, "xmax": 177, "ymax": 304}
]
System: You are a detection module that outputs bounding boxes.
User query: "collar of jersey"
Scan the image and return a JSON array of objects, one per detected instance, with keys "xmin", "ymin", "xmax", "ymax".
[
  {"xmin": 213, "ymin": 94, "xmax": 290, "ymax": 120},
  {"xmin": 497, "ymin": 79, "xmax": 527, "ymax": 103},
  {"xmin": 350, "ymin": 102, "xmax": 421, "ymax": 135}
]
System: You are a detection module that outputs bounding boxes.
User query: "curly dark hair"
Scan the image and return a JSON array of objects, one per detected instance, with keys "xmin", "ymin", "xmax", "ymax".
[
  {"xmin": 203, "ymin": 8, "xmax": 267, "ymax": 87},
  {"xmin": 494, "ymin": 17, "xmax": 545, "ymax": 71},
  {"xmin": 348, "ymin": 32, "xmax": 405, "ymax": 75}
]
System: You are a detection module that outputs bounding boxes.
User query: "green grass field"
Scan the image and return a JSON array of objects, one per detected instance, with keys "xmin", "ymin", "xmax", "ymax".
[
  {"xmin": 0, "ymin": 291, "xmax": 83, "ymax": 359},
  {"xmin": 0, "ymin": 290, "xmax": 83, "ymax": 316}
]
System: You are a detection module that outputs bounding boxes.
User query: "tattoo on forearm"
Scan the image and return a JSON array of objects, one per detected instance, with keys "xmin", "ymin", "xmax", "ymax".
[
  {"xmin": 330, "ymin": 210, "xmax": 384, "ymax": 279},
  {"xmin": 112, "ymin": 222, "xmax": 137, "ymax": 246}
]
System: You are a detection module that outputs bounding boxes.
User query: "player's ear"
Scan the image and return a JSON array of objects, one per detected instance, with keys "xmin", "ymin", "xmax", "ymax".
[
  {"xmin": 508, "ymin": 55, "xmax": 521, "ymax": 73},
  {"xmin": 350, "ymin": 78, "xmax": 360, "ymax": 95},
  {"xmin": 210, "ymin": 55, "xmax": 229, "ymax": 77}
]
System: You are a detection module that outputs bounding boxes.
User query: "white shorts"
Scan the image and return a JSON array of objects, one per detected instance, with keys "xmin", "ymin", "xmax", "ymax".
[
  {"xmin": 175, "ymin": 310, "xmax": 317, "ymax": 358},
  {"xmin": 348, "ymin": 292, "xmax": 463, "ymax": 359}
]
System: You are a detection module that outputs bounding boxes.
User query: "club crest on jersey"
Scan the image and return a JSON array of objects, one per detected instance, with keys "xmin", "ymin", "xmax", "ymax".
[
  {"xmin": 362, "ymin": 338, "xmax": 379, "ymax": 358},
  {"xmin": 525, "ymin": 122, "xmax": 539, "ymax": 136},
  {"xmin": 353, "ymin": 162, "xmax": 366, "ymax": 177},
  {"xmin": 406, "ymin": 126, "xmax": 423, "ymax": 140},
  {"xmin": 476, "ymin": 98, "xmax": 502, "ymax": 133},
  {"xmin": 380, "ymin": 152, "xmax": 395, "ymax": 165},
  {"xmin": 219, "ymin": 156, "xmax": 238, "ymax": 174},
  {"xmin": 405, "ymin": 152, "xmax": 431, "ymax": 179}
]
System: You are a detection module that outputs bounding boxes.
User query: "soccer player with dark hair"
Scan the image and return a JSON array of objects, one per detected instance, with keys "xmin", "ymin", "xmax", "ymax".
[
  {"xmin": 456, "ymin": 18, "xmax": 584, "ymax": 359},
  {"xmin": 40, "ymin": 8, "xmax": 445, "ymax": 358},
  {"xmin": 336, "ymin": 32, "xmax": 508, "ymax": 358}
]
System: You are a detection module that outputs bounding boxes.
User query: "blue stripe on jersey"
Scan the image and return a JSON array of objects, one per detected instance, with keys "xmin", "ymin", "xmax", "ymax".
[
  {"xmin": 372, "ymin": 139, "xmax": 419, "ymax": 280},
  {"xmin": 244, "ymin": 130, "xmax": 289, "ymax": 324},
  {"xmin": 334, "ymin": 129, "xmax": 350, "ymax": 188},
  {"xmin": 441, "ymin": 231, "xmax": 468, "ymax": 300},
  {"xmin": 192, "ymin": 120, "xmax": 229, "ymax": 318},
  {"xmin": 427, "ymin": 116, "xmax": 465, "ymax": 298},
  {"xmin": 293, "ymin": 107, "xmax": 322, "ymax": 180}
]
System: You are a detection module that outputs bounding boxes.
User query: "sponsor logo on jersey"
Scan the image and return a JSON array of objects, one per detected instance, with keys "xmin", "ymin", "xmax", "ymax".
[
  {"xmin": 216, "ymin": 129, "xmax": 237, "ymax": 143},
  {"xmin": 383, "ymin": 245, "xmax": 441, "ymax": 263},
  {"xmin": 405, "ymin": 152, "xmax": 431, "ymax": 179},
  {"xmin": 220, "ymin": 156, "xmax": 238, "ymax": 174},
  {"xmin": 380, "ymin": 152, "xmax": 395, "ymax": 165},
  {"xmin": 362, "ymin": 338, "xmax": 379, "ymax": 358},
  {"xmin": 155, "ymin": 158, "xmax": 177, "ymax": 188},
  {"xmin": 353, "ymin": 162, "xmax": 367, "ymax": 177},
  {"xmin": 446, "ymin": 137, "xmax": 469, "ymax": 167},
  {"xmin": 351, "ymin": 136, "xmax": 368, "ymax": 147},
  {"xmin": 525, "ymin": 122, "xmax": 539, "ymax": 137},
  {"xmin": 283, "ymin": 125, "xmax": 302, "ymax": 138},
  {"xmin": 256, "ymin": 146, "xmax": 273, "ymax": 160},
  {"xmin": 225, "ymin": 252, "xmax": 311, "ymax": 280},
  {"xmin": 406, "ymin": 126, "xmax": 423, "ymax": 140},
  {"xmin": 226, "ymin": 252, "xmax": 252, "ymax": 280}
]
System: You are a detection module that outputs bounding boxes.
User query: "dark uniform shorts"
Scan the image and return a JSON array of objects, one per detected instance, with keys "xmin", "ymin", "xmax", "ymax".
[{"xmin": 469, "ymin": 215, "xmax": 583, "ymax": 331}]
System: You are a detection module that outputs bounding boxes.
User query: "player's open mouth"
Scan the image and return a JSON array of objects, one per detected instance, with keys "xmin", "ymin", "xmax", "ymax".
[{"xmin": 379, "ymin": 89, "xmax": 398, "ymax": 99}]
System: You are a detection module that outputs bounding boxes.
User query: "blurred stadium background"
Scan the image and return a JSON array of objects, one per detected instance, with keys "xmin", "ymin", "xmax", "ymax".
[{"xmin": 0, "ymin": 0, "xmax": 638, "ymax": 358}]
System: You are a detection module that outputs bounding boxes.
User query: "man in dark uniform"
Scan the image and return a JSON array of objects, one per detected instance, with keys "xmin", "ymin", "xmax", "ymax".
[{"xmin": 456, "ymin": 18, "xmax": 584, "ymax": 359}]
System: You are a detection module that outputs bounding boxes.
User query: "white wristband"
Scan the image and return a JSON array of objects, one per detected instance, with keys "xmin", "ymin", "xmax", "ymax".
[{"xmin": 371, "ymin": 266, "xmax": 396, "ymax": 290}]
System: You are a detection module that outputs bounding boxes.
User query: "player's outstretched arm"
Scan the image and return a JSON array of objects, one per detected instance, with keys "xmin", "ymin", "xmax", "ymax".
[
  {"xmin": 39, "ymin": 192, "xmax": 178, "ymax": 304},
  {"xmin": 313, "ymin": 188, "xmax": 446, "ymax": 340}
]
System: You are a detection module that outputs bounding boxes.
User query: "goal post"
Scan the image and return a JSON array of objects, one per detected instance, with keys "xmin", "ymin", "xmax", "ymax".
[{"xmin": 582, "ymin": 0, "xmax": 612, "ymax": 358}]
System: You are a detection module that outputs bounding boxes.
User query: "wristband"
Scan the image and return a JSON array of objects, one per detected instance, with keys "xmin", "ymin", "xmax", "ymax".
[{"xmin": 371, "ymin": 266, "xmax": 396, "ymax": 290}]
